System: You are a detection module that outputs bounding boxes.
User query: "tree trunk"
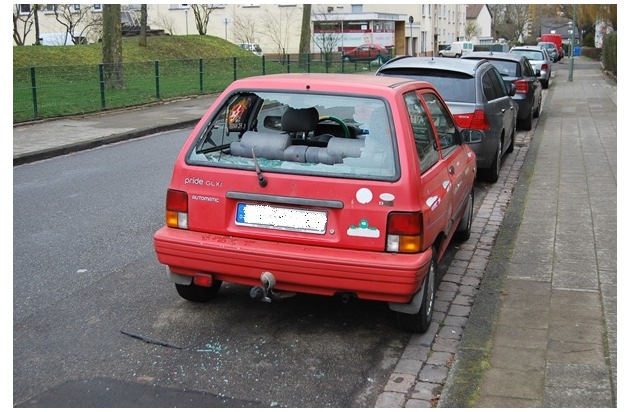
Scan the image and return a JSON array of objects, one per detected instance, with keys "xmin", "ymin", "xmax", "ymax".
[
  {"xmin": 102, "ymin": 4, "xmax": 125, "ymax": 90},
  {"xmin": 139, "ymin": 4, "xmax": 147, "ymax": 46},
  {"xmin": 34, "ymin": 4, "xmax": 41, "ymax": 45},
  {"xmin": 298, "ymin": 4, "xmax": 311, "ymax": 67}
]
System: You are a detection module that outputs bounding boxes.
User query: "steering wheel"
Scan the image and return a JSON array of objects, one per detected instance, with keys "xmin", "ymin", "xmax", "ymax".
[{"xmin": 318, "ymin": 116, "xmax": 352, "ymax": 138}]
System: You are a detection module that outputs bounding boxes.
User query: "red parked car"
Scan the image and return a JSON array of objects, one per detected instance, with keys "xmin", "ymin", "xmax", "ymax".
[
  {"xmin": 153, "ymin": 73, "xmax": 477, "ymax": 332},
  {"xmin": 342, "ymin": 43, "xmax": 391, "ymax": 64}
]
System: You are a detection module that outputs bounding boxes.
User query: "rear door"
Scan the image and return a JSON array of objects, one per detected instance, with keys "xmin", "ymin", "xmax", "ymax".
[{"xmin": 481, "ymin": 67, "xmax": 516, "ymax": 142}]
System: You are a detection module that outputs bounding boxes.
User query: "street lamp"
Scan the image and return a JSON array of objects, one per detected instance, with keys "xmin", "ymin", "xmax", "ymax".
[
  {"xmin": 409, "ymin": 16, "xmax": 414, "ymax": 56},
  {"xmin": 568, "ymin": 6, "xmax": 576, "ymax": 81},
  {"xmin": 224, "ymin": 18, "xmax": 228, "ymax": 40}
]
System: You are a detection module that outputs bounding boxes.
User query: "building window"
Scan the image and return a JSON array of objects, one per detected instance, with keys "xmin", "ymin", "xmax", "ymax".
[
  {"xmin": 351, "ymin": 4, "xmax": 363, "ymax": 13},
  {"xmin": 242, "ymin": 4, "xmax": 261, "ymax": 8},
  {"xmin": 18, "ymin": 4, "xmax": 31, "ymax": 15},
  {"xmin": 170, "ymin": 4, "xmax": 190, "ymax": 10},
  {"xmin": 92, "ymin": 4, "xmax": 102, "ymax": 12}
]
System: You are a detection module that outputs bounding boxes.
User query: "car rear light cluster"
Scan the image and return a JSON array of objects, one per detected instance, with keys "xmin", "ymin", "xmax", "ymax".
[
  {"xmin": 166, "ymin": 189, "xmax": 188, "ymax": 229},
  {"xmin": 541, "ymin": 64, "xmax": 549, "ymax": 72},
  {"xmin": 453, "ymin": 110, "xmax": 491, "ymax": 130},
  {"xmin": 513, "ymin": 79, "xmax": 529, "ymax": 94},
  {"xmin": 386, "ymin": 212, "xmax": 423, "ymax": 253}
]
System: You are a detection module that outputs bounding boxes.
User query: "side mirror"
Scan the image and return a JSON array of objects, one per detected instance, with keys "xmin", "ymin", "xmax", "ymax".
[
  {"xmin": 535, "ymin": 69, "xmax": 541, "ymax": 77},
  {"xmin": 462, "ymin": 129, "xmax": 483, "ymax": 144},
  {"xmin": 508, "ymin": 84, "xmax": 516, "ymax": 97}
]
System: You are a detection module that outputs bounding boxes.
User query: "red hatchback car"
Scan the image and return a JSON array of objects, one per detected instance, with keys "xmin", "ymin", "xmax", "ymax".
[{"xmin": 153, "ymin": 73, "xmax": 477, "ymax": 332}]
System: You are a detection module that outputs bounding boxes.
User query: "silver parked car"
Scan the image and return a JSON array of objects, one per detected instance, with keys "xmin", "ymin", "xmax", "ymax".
[
  {"xmin": 376, "ymin": 56, "xmax": 518, "ymax": 182},
  {"xmin": 537, "ymin": 41, "xmax": 559, "ymax": 62},
  {"xmin": 509, "ymin": 46, "xmax": 553, "ymax": 89}
]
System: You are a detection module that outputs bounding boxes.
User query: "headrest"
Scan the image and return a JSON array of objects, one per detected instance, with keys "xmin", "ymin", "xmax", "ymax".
[{"xmin": 281, "ymin": 107, "xmax": 319, "ymax": 133}]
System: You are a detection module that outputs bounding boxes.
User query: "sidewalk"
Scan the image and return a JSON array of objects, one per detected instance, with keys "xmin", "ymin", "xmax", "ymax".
[
  {"xmin": 13, "ymin": 94, "xmax": 218, "ymax": 166},
  {"xmin": 439, "ymin": 59, "xmax": 617, "ymax": 407},
  {"xmin": 12, "ymin": 58, "xmax": 617, "ymax": 408}
]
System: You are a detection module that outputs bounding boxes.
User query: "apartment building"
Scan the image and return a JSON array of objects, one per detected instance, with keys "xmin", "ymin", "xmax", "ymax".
[{"xmin": 14, "ymin": 4, "xmax": 481, "ymax": 56}]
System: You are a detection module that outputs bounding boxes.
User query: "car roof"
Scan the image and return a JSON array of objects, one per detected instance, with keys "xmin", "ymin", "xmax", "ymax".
[
  {"xmin": 377, "ymin": 56, "xmax": 488, "ymax": 76},
  {"xmin": 461, "ymin": 51, "xmax": 523, "ymax": 63},
  {"xmin": 225, "ymin": 73, "xmax": 428, "ymax": 95},
  {"xmin": 537, "ymin": 41, "xmax": 557, "ymax": 46},
  {"xmin": 511, "ymin": 45, "xmax": 544, "ymax": 51}
]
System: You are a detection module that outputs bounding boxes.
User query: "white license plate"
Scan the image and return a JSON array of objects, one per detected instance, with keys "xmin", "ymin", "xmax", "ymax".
[{"xmin": 236, "ymin": 203, "xmax": 327, "ymax": 234}]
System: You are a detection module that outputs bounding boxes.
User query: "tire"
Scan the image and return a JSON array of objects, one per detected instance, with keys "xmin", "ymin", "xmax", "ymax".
[
  {"xmin": 455, "ymin": 53, "xmax": 461, "ymax": 58},
  {"xmin": 542, "ymin": 79, "xmax": 549, "ymax": 89},
  {"xmin": 485, "ymin": 139, "xmax": 502, "ymax": 183},
  {"xmin": 506, "ymin": 127, "xmax": 515, "ymax": 153},
  {"xmin": 533, "ymin": 98, "xmax": 541, "ymax": 118},
  {"xmin": 455, "ymin": 190, "xmax": 474, "ymax": 241},
  {"xmin": 395, "ymin": 248, "xmax": 437, "ymax": 333},
  {"xmin": 176, "ymin": 280, "xmax": 223, "ymax": 302},
  {"xmin": 438, "ymin": 53, "xmax": 444, "ymax": 57},
  {"xmin": 519, "ymin": 103, "xmax": 534, "ymax": 131}
]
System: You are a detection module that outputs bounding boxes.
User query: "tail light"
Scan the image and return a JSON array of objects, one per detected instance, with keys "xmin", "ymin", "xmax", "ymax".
[
  {"xmin": 513, "ymin": 79, "xmax": 528, "ymax": 94},
  {"xmin": 166, "ymin": 189, "xmax": 188, "ymax": 229},
  {"xmin": 453, "ymin": 109, "xmax": 491, "ymax": 130},
  {"xmin": 386, "ymin": 212, "xmax": 423, "ymax": 253},
  {"xmin": 541, "ymin": 64, "xmax": 549, "ymax": 72}
]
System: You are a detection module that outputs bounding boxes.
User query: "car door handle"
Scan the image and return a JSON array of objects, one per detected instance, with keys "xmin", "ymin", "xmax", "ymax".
[{"xmin": 448, "ymin": 166, "xmax": 455, "ymax": 174}]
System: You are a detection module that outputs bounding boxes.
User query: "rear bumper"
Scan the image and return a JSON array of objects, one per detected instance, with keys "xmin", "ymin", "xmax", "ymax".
[{"xmin": 153, "ymin": 226, "xmax": 432, "ymax": 304}]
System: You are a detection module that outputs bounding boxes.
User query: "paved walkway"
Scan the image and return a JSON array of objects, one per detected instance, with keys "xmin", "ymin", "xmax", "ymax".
[
  {"xmin": 438, "ymin": 59, "xmax": 617, "ymax": 407},
  {"xmin": 13, "ymin": 57, "xmax": 617, "ymax": 408}
]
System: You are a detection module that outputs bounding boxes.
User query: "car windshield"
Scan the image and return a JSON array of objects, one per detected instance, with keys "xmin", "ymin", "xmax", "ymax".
[
  {"xmin": 377, "ymin": 68, "xmax": 475, "ymax": 103},
  {"xmin": 511, "ymin": 49, "xmax": 545, "ymax": 61},
  {"xmin": 187, "ymin": 91, "xmax": 398, "ymax": 181}
]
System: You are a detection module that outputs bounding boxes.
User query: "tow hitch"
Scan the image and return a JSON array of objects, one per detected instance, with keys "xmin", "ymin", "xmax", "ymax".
[{"xmin": 249, "ymin": 271, "xmax": 295, "ymax": 302}]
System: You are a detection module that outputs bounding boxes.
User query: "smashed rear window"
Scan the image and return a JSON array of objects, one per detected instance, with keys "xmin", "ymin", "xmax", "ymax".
[{"xmin": 187, "ymin": 91, "xmax": 398, "ymax": 181}]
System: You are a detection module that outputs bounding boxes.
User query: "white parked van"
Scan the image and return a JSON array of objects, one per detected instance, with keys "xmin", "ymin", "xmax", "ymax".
[{"xmin": 439, "ymin": 41, "xmax": 474, "ymax": 58}]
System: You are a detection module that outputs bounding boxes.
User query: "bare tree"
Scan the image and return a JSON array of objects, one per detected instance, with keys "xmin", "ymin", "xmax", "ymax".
[
  {"xmin": 465, "ymin": 21, "xmax": 480, "ymax": 42},
  {"xmin": 53, "ymin": 4, "xmax": 94, "ymax": 45},
  {"xmin": 13, "ymin": 4, "xmax": 36, "ymax": 46},
  {"xmin": 155, "ymin": 12, "xmax": 177, "ymax": 35},
  {"xmin": 232, "ymin": 15, "xmax": 259, "ymax": 44},
  {"xmin": 490, "ymin": 4, "xmax": 531, "ymax": 42},
  {"xmin": 298, "ymin": 4, "xmax": 312, "ymax": 66},
  {"xmin": 102, "ymin": 4, "xmax": 125, "ymax": 90},
  {"xmin": 311, "ymin": 9, "xmax": 341, "ymax": 64},
  {"xmin": 190, "ymin": 4, "xmax": 220, "ymax": 35},
  {"xmin": 139, "ymin": 4, "xmax": 147, "ymax": 46},
  {"xmin": 260, "ymin": 5, "xmax": 297, "ymax": 57}
]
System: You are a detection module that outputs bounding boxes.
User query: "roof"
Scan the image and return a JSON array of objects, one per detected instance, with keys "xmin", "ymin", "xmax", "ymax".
[
  {"xmin": 225, "ymin": 73, "xmax": 429, "ymax": 95},
  {"xmin": 466, "ymin": 4, "xmax": 491, "ymax": 19},
  {"xmin": 378, "ymin": 56, "xmax": 487, "ymax": 76}
]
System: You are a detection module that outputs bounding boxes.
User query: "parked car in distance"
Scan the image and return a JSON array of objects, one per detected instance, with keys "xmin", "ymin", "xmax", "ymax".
[
  {"xmin": 461, "ymin": 51, "xmax": 542, "ymax": 131},
  {"xmin": 342, "ymin": 43, "xmax": 391, "ymax": 64},
  {"xmin": 376, "ymin": 56, "xmax": 517, "ymax": 182},
  {"xmin": 237, "ymin": 42, "xmax": 263, "ymax": 57},
  {"xmin": 509, "ymin": 46, "xmax": 552, "ymax": 89},
  {"xmin": 153, "ymin": 73, "xmax": 478, "ymax": 333},
  {"xmin": 540, "ymin": 33, "xmax": 564, "ymax": 59},
  {"xmin": 537, "ymin": 41, "xmax": 559, "ymax": 62},
  {"xmin": 438, "ymin": 41, "xmax": 474, "ymax": 58}
]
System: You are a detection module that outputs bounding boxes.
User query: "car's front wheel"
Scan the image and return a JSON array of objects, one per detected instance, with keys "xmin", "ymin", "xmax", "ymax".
[
  {"xmin": 176, "ymin": 280, "xmax": 223, "ymax": 302},
  {"xmin": 395, "ymin": 248, "xmax": 437, "ymax": 333}
]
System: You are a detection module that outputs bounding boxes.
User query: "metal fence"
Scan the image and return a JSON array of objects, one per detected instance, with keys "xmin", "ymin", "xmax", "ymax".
[{"xmin": 13, "ymin": 53, "xmax": 385, "ymax": 124}]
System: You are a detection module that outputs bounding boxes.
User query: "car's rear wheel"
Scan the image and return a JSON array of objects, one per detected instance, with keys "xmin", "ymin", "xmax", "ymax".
[
  {"xmin": 534, "ymin": 98, "xmax": 541, "ymax": 118},
  {"xmin": 176, "ymin": 280, "xmax": 223, "ymax": 302},
  {"xmin": 519, "ymin": 103, "xmax": 534, "ymax": 131},
  {"xmin": 455, "ymin": 190, "xmax": 474, "ymax": 241},
  {"xmin": 542, "ymin": 79, "xmax": 549, "ymax": 89},
  {"xmin": 395, "ymin": 248, "xmax": 437, "ymax": 333},
  {"xmin": 486, "ymin": 139, "xmax": 502, "ymax": 183}
]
